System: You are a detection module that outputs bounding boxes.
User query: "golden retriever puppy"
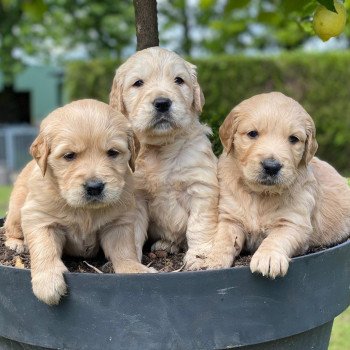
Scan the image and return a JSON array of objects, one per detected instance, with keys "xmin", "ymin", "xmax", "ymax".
[
  {"xmin": 3, "ymin": 99, "xmax": 153, "ymax": 305},
  {"xmin": 205, "ymin": 92, "xmax": 350, "ymax": 278},
  {"xmin": 109, "ymin": 47, "xmax": 219, "ymax": 270}
]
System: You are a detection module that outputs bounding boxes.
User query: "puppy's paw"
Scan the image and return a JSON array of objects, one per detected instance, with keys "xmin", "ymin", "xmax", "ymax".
[
  {"xmin": 151, "ymin": 240, "xmax": 179, "ymax": 254},
  {"xmin": 204, "ymin": 253, "xmax": 234, "ymax": 270},
  {"xmin": 183, "ymin": 251, "xmax": 208, "ymax": 271},
  {"xmin": 250, "ymin": 249, "xmax": 290, "ymax": 279},
  {"xmin": 31, "ymin": 265, "xmax": 68, "ymax": 305},
  {"xmin": 115, "ymin": 261, "xmax": 158, "ymax": 274},
  {"xmin": 5, "ymin": 237, "xmax": 28, "ymax": 254}
]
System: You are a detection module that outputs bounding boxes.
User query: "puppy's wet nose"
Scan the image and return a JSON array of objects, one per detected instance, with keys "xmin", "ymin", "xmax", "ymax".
[
  {"xmin": 84, "ymin": 180, "xmax": 105, "ymax": 196},
  {"xmin": 262, "ymin": 159, "xmax": 282, "ymax": 176},
  {"xmin": 153, "ymin": 98, "xmax": 172, "ymax": 112}
]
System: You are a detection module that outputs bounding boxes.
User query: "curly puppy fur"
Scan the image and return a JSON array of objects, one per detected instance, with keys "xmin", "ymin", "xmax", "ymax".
[
  {"xmin": 3, "ymin": 99, "xmax": 154, "ymax": 305},
  {"xmin": 204, "ymin": 92, "xmax": 350, "ymax": 278},
  {"xmin": 109, "ymin": 47, "xmax": 219, "ymax": 270}
]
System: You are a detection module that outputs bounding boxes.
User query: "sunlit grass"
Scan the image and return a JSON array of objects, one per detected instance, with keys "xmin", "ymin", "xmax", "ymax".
[
  {"xmin": 329, "ymin": 308, "xmax": 350, "ymax": 350},
  {"xmin": 0, "ymin": 185, "xmax": 11, "ymax": 217}
]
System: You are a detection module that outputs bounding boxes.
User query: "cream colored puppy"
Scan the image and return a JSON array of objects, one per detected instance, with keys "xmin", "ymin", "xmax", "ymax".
[
  {"xmin": 205, "ymin": 92, "xmax": 350, "ymax": 278},
  {"xmin": 3, "ymin": 99, "xmax": 153, "ymax": 305},
  {"xmin": 109, "ymin": 47, "xmax": 219, "ymax": 269}
]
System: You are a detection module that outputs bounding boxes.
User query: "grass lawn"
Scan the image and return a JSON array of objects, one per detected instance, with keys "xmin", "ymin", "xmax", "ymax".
[
  {"xmin": 0, "ymin": 185, "xmax": 348, "ymax": 348},
  {"xmin": 330, "ymin": 308, "xmax": 350, "ymax": 350},
  {"xmin": 0, "ymin": 185, "xmax": 11, "ymax": 217}
]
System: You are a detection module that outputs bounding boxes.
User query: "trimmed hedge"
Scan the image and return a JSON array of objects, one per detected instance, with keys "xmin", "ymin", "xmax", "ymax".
[{"xmin": 66, "ymin": 51, "xmax": 350, "ymax": 175}]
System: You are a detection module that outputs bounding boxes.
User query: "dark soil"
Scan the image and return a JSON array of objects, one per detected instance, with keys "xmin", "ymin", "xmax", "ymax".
[
  {"xmin": 0, "ymin": 225, "xmax": 348, "ymax": 274},
  {"xmin": 0, "ymin": 231, "xmax": 253, "ymax": 273}
]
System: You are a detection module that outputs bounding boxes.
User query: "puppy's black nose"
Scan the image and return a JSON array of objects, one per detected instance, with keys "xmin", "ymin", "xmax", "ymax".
[
  {"xmin": 153, "ymin": 97, "xmax": 172, "ymax": 113},
  {"xmin": 84, "ymin": 180, "xmax": 105, "ymax": 196},
  {"xmin": 262, "ymin": 159, "xmax": 282, "ymax": 176}
]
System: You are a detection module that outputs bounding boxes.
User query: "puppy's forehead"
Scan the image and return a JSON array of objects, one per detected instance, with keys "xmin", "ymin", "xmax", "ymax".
[
  {"xmin": 124, "ymin": 48, "xmax": 190, "ymax": 81},
  {"xmin": 237, "ymin": 92, "xmax": 309, "ymax": 131},
  {"xmin": 44, "ymin": 99, "xmax": 130, "ymax": 149}
]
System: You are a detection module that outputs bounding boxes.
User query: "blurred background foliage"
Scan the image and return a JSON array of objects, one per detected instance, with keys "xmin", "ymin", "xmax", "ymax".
[
  {"xmin": 1, "ymin": 0, "xmax": 350, "ymax": 176},
  {"xmin": 2, "ymin": 0, "xmax": 350, "ymax": 84},
  {"xmin": 0, "ymin": 0, "xmax": 135, "ymax": 84}
]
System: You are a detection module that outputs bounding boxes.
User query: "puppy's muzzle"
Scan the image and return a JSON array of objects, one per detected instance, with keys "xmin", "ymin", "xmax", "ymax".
[
  {"xmin": 153, "ymin": 97, "xmax": 172, "ymax": 113},
  {"xmin": 259, "ymin": 158, "xmax": 283, "ymax": 185},
  {"xmin": 84, "ymin": 179, "xmax": 105, "ymax": 198},
  {"xmin": 151, "ymin": 97, "xmax": 175, "ymax": 129}
]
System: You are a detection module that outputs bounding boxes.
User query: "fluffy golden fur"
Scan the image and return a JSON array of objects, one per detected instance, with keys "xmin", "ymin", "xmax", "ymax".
[
  {"xmin": 109, "ymin": 47, "xmax": 219, "ymax": 269},
  {"xmin": 3, "ymin": 99, "xmax": 153, "ymax": 305},
  {"xmin": 205, "ymin": 92, "xmax": 350, "ymax": 278}
]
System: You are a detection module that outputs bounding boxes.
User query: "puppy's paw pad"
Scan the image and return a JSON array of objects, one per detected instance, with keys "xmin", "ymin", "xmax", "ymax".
[
  {"xmin": 5, "ymin": 238, "xmax": 28, "ymax": 254},
  {"xmin": 250, "ymin": 250, "xmax": 290, "ymax": 279},
  {"xmin": 151, "ymin": 240, "xmax": 179, "ymax": 254},
  {"xmin": 32, "ymin": 268, "xmax": 68, "ymax": 305}
]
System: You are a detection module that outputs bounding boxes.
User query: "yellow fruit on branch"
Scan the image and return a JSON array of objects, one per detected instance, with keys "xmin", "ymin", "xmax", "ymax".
[{"xmin": 313, "ymin": 0, "xmax": 347, "ymax": 41}]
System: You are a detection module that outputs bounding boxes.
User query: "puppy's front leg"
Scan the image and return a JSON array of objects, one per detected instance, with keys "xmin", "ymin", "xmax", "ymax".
[
  {"xmin": 100, "ymin": 221, "xmax": 156, "ymax": 274},
  {"xmin": 133, "ymin": 190, "xmax": 149, "ymax": 262},
  {"xmin": 25, "ymin": 226, "xmax": 67, "ymax": 305},
  {"xmin": 184, "ymin": 192, "xmax": 219, "ymax": 270},
  {"xmin": 204, "ymin": 218, "xmax": 245, "ymax": 269},
  {"xmin": 3, "ymin": 168, "xmax": 30, "ymax": 253},
  {"xmin": 250, "ymin": 224, "xmax": 311, "ymax": 279}
]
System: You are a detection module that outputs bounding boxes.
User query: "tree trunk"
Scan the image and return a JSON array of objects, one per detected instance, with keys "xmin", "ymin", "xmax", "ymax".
[
  {"xmin": 133, "ymin": 0, "xmax": 159, "ymax": 51},
  {"xmin": 180, "ymin": 0, "xmax": 192, "ymax": 56}
]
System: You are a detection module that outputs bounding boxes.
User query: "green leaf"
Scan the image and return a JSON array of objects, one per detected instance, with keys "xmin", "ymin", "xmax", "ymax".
[
  {"xmin": 257, "ymin": 11, "xmax": 283, "ymax": 25},
  {"xmin": 317, "ymin": 0, "xmax": 337, "ymax": 12},
  {"xmin": 225, "ymin": 0, "xmax": 250, "ymax": 12},
  {"xmin": 199, "ymin": 0, "xmax": 216, "ymax": 9},
  {"xmin": 1, "ymin": 0, "xmax": 15, "ymax": 10},
  {"xmin": 22, "ymin": 0, "xmax": 47, "ymax": 21},
  {"xmin": 281, "ymin": 0, "xmax": 312, "ymax": 13}
]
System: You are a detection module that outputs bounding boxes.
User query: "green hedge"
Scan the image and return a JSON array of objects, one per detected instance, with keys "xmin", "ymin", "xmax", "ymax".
[{"xmin": 66, "ymin": 51, "xmax": 350, "ymax": 175}]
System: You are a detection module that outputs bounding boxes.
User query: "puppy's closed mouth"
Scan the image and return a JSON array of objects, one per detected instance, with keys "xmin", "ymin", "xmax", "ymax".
[
  {"xmin": 86, "ymin": 196, "xmax": 103, "ymax": 201},
  {"xmin": 84, "ymin": 194, "xmax": 105, "ymax": 205},
  {"xmin": 257, "ymin": 175, "xmax": 281, "ymax": 186},
  {"xmin": 150, "ymin": 113, "xmax": 176, "ymax": 130}
]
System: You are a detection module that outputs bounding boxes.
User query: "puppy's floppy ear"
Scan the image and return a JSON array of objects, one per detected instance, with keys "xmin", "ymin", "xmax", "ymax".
[
  {"xmin": 127, "ymin": 130, "xmax": 140, "ymax": 172},
  {"xmin": 109, "ymin": 67, "xmax": 127, "ymax": 116},
  {"xmin": 219, "ymin": 108, "xmax": 240, "ymax": 154},
  {"xmin": 185, "ymin": 62, "xmax": 205, "ymax": 114},
  {"xmin": 30, "ymin": 133, "xmax": 50, "ymax": 176},
  {"xmin": 302, "ymin": 115, "xmax": 318, "ymax": 165}
]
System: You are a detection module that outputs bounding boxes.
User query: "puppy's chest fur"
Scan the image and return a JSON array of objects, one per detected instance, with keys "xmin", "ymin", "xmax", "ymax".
[
  {"xmin": 136, "ymin": 135, "xmax": 217, "ymax": 234},
  {"xmin": 139, "ymin": 151, "xmax": 190, "ymax": 200},
  {"xmin": 223, "ymin": 187, "xmax": 290, "ymax": 252},
  {"xmin": 60, "ymin": 209, "xmax": 123, "ymax": 257}
]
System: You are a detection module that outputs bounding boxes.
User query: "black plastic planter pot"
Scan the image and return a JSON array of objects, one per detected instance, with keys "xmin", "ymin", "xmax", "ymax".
[{"xmin": 0, "ymin": 220, "xmax": 349, "ymax": 350}]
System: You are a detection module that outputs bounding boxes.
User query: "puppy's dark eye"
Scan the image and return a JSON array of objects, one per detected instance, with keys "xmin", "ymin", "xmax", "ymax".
[
  {"xmin": 174, "ymin": 77, "xmax": 184, "ymax": 85},
  {"xmin": 132, "ymin": 80, "xmax": 144, "ymax": 87},
  {"xmin": 247, "ymin": 130, "xmax": 259, "ymax": 139},
  {"xmin": 63, "ymin": 152, "xmax": 76, "ymax": 161},
  {"xmin": 289, "ymin": 135, "xmax": 300, "ymax": 144},
  {"xmin": 107, "ymin": 149, "xmax": 119, "ymax": 158}
]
